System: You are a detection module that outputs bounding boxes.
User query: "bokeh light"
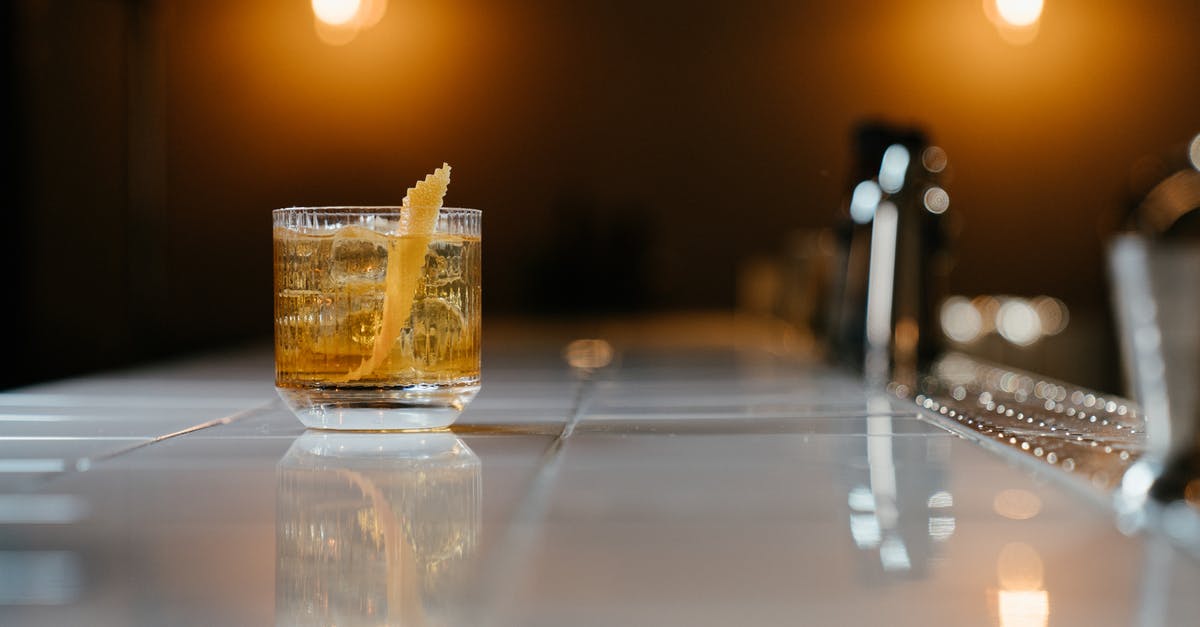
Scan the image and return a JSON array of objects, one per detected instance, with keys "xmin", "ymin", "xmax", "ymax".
[
  {"xmin": 995, "ymin": 0, "xmax": 1044, "ymax": 28},
  {"xmin": 984, "ymin": 0, "xmax": 1043, "ymax": 45},
  {"xmin": 993, "ymin": 489, "xmax": 1043, "ymax": 520},
  {"xmin": 997, "ymin": 299, "xmax": 1042, "ymax": 346},
  {"xmin": 563, "ymin": 339, "xmax": 614, "ymax": 370},
  {"xmin": 996, "ymin": 542, "xmax": 1044, "ymax": 590},
  {"xmin": 1189, "ymin": 133, "xmax": 1200, "ymax": 171},
  {"xmin": 940, "ymin": 295, "xmax": 1070, "ymax": 346},
  {"xmin": 850, "ymin": 180, "xmax": 882, "ymax": 224},
  {"xmin": 940, "ymin": 296, "xmax": 983, "ymax": 343},
  {"xmin": 312, "ymin": 0, "xmax": 361, "ymax": 26},
  {"xmin": 921, "ymin": 146, "xmax": 948, "ymax": 173},
  {"xmin": 996, "ymin": 542, "xmax": 1049, "ymax": 627},
  {"xmin": 1031, "ymin": 296, "xmax": 1068, "ymax": 336},
  {"xmin": 878, "ymin": 144, "xmax": 911, "ymax": 194},
  {"xmin": 923, "ymin": 186, "xmax": 950, "ymax": 214},
  {"xmin": 998, "ymin": 589, "xmax": 1049, "ymax": 627},
  {"xmin": 312, "ymin": 0, "xmax": 388, "ymax": 45},
  {"xmin": 972, "ymin": 296, "xmax": 1001, "ymax": 335}
]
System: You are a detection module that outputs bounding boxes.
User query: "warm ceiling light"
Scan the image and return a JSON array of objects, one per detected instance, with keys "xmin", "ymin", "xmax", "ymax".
[
  {"xmin": 313, "ymin": 0, "xmax": 361, "ymax": 26},
  {"xmin": 311, "ymin": 0, "xmax": 387, "ymax": 46},
  {"xmin": 995, "ymin": 0, "xmax": 1043, "ymax": 28}
]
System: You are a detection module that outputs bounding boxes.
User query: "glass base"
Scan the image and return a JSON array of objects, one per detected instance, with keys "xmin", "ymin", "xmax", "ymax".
[{"xmin": 276, "ymin": 383, "xmax": 480, "ymax": 431}]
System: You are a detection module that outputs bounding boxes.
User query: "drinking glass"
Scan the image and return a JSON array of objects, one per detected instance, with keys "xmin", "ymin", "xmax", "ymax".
[{"xmin": 273, "ymin": 207, "xmax": 481, "ymax": 430}]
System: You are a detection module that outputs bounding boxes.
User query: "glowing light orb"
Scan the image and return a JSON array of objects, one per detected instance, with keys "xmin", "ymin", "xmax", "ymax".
[
  {"xmin": 312, "ymin": 0, "xmax": 361, "ymax": 26},
  {"xmin": 940, "ymin": 297, "xmax": 983, "ymax": 344},
  {"xmin": 997, "ymin": 299, "xmax": 1042, "ymax": 346},
  {"xmin": 850, "ymin": 180, "xmax": 882, "ymax": 224},
  {"xmin": 995, "ymin": 0, "xmax": 1044, "ymax": 28}
]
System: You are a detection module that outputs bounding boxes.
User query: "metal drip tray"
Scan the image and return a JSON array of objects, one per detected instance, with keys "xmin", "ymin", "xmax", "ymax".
[{"xmin": 903, "ymin": 353, "xmax": 1146, "ymax": 493}]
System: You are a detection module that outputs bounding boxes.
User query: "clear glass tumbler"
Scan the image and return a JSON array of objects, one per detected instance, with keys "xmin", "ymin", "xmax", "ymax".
[{"xmin": 273, "ymin": 207, "xmax": 481, "ymax": 430}]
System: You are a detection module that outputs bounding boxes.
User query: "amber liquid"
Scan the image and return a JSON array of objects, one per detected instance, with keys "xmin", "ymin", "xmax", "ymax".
[{"xmin": 274, "ymin": 225, "xmax": 481, "ymax": 389}]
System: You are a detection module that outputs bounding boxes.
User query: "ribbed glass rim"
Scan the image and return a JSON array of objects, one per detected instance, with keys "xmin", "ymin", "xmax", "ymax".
[
  {"xmin": 272, "ymin": 206, "xmax": 479, "ymax": 217},
  {"xmin": 273, "ymin": 207, "xmax": 479, "ymax": 235}
]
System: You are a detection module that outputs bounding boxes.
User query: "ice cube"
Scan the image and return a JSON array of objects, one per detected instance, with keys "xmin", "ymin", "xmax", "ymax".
[
  {"xmin": 421, "ymin": 248, "xmax": 460, "ymax": 288},
  {"xmin": 331, "ymin": 227, "xmax": 388, "ymax": 283},
  {"xmin": 408, "ymin": 297, "xmax": 468, "ymax": 364}
]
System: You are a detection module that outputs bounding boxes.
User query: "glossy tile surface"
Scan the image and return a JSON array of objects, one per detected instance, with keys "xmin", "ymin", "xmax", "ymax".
[{"xmin": 1, "ymin": 341, "xmax": 1198, "ymax": 626}]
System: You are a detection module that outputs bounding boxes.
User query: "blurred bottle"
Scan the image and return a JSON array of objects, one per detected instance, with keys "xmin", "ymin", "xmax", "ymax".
[{"xmin": 828, "ymin": 121, "xmax": 954, "ymax": 388}]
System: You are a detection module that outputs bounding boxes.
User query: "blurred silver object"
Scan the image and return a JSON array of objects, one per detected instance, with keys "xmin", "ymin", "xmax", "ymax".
[
  {"xmin": 1109, "ymin": 141, "xmax": 1200, "ymax": 547},
  {"xmin": 829, "ymin": 122, "xmax": 953, "ymax": 388}
]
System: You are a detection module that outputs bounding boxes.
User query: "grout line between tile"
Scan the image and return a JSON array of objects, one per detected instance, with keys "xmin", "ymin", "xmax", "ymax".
[
  {"xmin": 467, "ymin": 370, "xmax": 597, "ymax": 625},
  {"xmin": 31, "ymin": 400, "xmax": 281, "ymax": 488}
]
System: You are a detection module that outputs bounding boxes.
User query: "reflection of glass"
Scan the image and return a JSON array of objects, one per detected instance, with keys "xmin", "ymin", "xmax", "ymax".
[
  {"xmin": 273, "ymin": 207, "xmax": 482, "ymax": 430},
  {"xmin": 276, "ymin": 431, "xmax": 481, "ymax": 626},
  {"xmin": 844, "ymin": 397, "xmax": 954, "ymax": 578}
]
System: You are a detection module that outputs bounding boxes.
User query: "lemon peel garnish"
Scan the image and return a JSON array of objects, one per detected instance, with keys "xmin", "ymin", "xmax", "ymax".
[{"xmin": 344, "ymin": 163, "xmax": 451, "ymax": 382}]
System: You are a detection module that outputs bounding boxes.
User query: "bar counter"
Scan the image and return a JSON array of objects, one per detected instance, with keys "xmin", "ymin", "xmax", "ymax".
[{"xmin": 2, "ymin": 316, "xmax": 1198, "ymax": 626}]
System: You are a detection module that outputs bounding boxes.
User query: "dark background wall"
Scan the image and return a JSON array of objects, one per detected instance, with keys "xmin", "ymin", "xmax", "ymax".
[{"xmin": 8, "ymin": 0, "xmax": 1200, "ymax": 389}]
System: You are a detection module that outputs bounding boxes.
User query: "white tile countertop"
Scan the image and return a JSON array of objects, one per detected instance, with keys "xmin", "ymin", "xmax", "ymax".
[{"xmin": 2, "ymin": 318, "xmax": 1198, "ymax": 626}]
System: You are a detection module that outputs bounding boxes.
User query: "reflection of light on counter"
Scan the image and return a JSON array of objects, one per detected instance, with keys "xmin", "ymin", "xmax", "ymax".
[
  {"xmin": 993, "ymin": 488, "xmax": 1042, "ymax": 520},
  {"xmin": 850, "ymin": 513, "xmax": 883, "ymax": 549},
  {"xmin": 929, "ymin": 516, "xmax": 956, "ymax": 541},
  {"xmin": 0, "ymin": 495, "xmax": 89, "ymax": 524},
  {"xmin": 866, "ymin": 398, "xmax": 898, "ymax": 528},
  {"xmin": 927, "ymin": 490, "xmax": 956, "ymax": 542},
  {"xmin": 0, "ymin": 550, "xmax": 84, "ymax": 604},
  {"xmin": 850, "ymin": 180, "xmax": 882, "ymax": 224},
  {"xmin": 879, "ymin": 535, "xmax": 912, "ymax": 572},
  {"xmin": 848, "ymin": 485, "xmax": 876, "ymax": 512},
  {"xmin": 563, "ymin": 339, "xmax": 614, "ymax": 370},
  {"xmin": 848, "ymin": 485, "xmax": 882, "ymax": 548},
  {"xmin": 996, "ymin": 542, "xmax": 1048, "ymax": 627},
  {"xmin": 997, "ymin": 543, "xmax": 1043, "ymax": 589},
  {"xmin": 0, "ymin": 459, "xmax": 66, "ymax": 473},
  {"xmin": 927, "ymin": 490, "xmax": 953, "ymax": 509},
  {"xmin": 878, "ymin": 144, "xmax": 911, "ymax": 194},
  {"xmin": 866, "ymin": 397, "xmax": 908, "ymax": 572},
  {"xmin": 998, "ymin": 590, "xmax": 1050, "ymax": 627}
]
